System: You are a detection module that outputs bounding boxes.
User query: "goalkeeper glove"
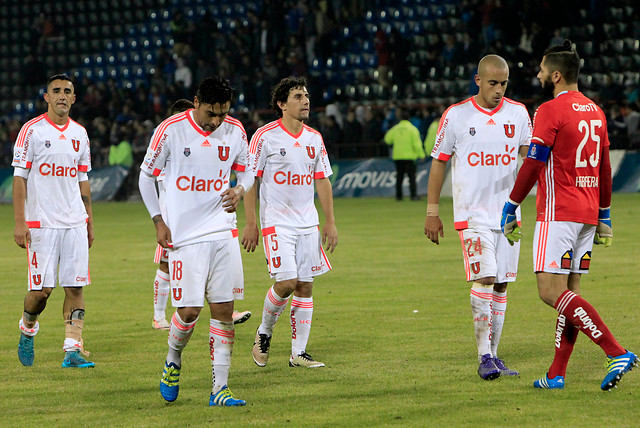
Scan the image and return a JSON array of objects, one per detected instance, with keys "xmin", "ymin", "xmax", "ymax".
[
  {"xmin": 500, "ymin": 200, "xmax": 521, "ymax": 246},
  {"xmin": 594, "ymin": 207, "xmax": 612, "ymax": 247}
]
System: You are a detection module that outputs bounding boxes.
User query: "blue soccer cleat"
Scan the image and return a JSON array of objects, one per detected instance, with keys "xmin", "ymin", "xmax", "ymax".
[
  {"xmin": 209, "ymin": 386, "xmax": 246, "ymax": 407},
  {"xmin": 61, "ymin": 351, "xmax": 95, "ymax": 368},
  {"xmin": 477, "ymin": 354, "xmax": 500, "ymax": 380},
  {"xmin": 18, "ymin": 333, "xmax": 35, "ymax": 367},
  {"xmin": 601, "ymin": 350, "xmax": 638, "ymax": 391},
  {"xmin": 534, "ymin": 373, "xmax": 565, "ymax": 389},
  {"xmin": 494, "ymin": 357, "xmax": 519, "ymax": 376},
  {"xmin": 160, "ymin": 362, "xmax": 181, "ymax": 402}
]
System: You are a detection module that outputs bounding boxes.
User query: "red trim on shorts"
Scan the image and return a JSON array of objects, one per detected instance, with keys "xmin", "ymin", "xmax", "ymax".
[
  {"xmin": 454, "ymin": 221, "xmax": 468, "ymax": 230},
  {"xmin": 231, "ymin": 163, "xmax": 245, "ymax": 172},
  {"xmin": 26, "ymin": 221, "xmax": 41, "ymax": 228},
  {"xmin": 262, "ymin": 226, "xmax": 276, "ymax": 236},
  {"xmin": 535, "ymin": 221, "xmax": 549, "ymax": 271},
  {"xmin": 459, "ymin": 230, "xmax": 471, "ymax": 282},
  {"xmin": 231, "ymin": 229, "xmax": 239, "ymax": 237},
  {"xmin": 320, "ymin": 245, "xmax": 332, "ymax": 271}
]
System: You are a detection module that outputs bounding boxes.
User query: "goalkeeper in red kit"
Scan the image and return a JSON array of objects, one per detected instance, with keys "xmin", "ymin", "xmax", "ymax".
[{"xmin": 501, "ymin": 40, "xmax": 637, "ymax": 390}]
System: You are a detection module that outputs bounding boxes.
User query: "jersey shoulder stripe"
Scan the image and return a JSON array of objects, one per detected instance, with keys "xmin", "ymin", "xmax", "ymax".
[
  {"xmin": 437, "ymin": 98, "xmax": 472, "ymax": 134},
  {"xmin": 69, "ymin": 118, "xmax": 89, "ymax": 133},
  {"xmin": 224, "ymin": 115, "xmax": 246, "ymax": 132},
  {"xmin": 249, "ymin": 121, "xmax": 279, "ymax": 154},
  {"xmin": 503, "ymin": 97, "xmax": 527, "ymax": 110},
  {"xmin": 150, "ymin": 113, "xmax": 187, "ymax": 150},
  {"xmin": 15, "ymin": 115, "xmax": 46, "ymax": 147}
]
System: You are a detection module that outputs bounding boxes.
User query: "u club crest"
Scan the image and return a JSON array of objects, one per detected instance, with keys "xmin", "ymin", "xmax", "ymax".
[
  {"xmin": 184, "ymin": 147, "xmax": 191, "ymax": 157},
  {"xmin": 469, "ymin": 127, "xmax": 476, "ymax": 136}
]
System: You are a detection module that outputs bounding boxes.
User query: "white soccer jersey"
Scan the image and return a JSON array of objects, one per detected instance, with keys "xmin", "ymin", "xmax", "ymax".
[
  {"xmin": 248, "ymin": 119, "xmax": 332, "ymax": 231},
  {"xmin": 12, "ymin": 114, "xmax": 91, "ymax": 229},
  {"xmin": 432, "ymin": 97, "xmax": 532, "ymax": 230},
  {"xmin": 141, "ymin": 110, "xmax": 249, "ymax": 247}
]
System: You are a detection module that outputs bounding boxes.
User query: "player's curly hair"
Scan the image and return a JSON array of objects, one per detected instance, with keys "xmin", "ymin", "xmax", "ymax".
[
  {"xmin": 543, "ymin": 39, "xmax": 581, "ymax": 84},
  {"xmin": 196, "ymin": 76, "xmax": 235, "ymax": 106},
  {"xmin": 271, "ymin": 76, "xmax": 307, "ymax": 117}
]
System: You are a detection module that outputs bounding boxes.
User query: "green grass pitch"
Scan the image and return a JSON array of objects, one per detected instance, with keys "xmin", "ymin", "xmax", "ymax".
[{"xmin": 1, "ymin": 194, "xmax": 639, "ymax": 427}]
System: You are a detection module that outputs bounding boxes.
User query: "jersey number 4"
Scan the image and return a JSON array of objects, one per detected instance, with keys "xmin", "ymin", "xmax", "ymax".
[{"xmin": 576, "ymin": 119, "xmax": 601, "ymax": 168}]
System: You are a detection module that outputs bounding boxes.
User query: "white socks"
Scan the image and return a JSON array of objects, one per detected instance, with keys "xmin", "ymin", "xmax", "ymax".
[
  {"xmin": 491, "ymin": 290, "xmax": 507, "ymax": 358},
  {"xmin": 153, "ymin": 269, "xmax": 170, "ymax": 320},
  {"xmin": 166, "ymin": 311, "xmax": 197, "ymax": 366},
  {"xmin": 258, "ymin": 286, "xmax": 289, "ymax": 336},
  {"xmin": 210, "ymin": 319, "xmax": 234, "ymax": 393},
  {"xmin": 470, "ymin": 286, "xmax": 493, "ymax": 361},
  {"xmin": 291, "ymin": 297, "xmax": 313, "ymax": 357}
]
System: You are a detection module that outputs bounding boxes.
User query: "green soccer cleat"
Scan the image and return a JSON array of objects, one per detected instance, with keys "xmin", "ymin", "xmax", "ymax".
[
  {"xmin": 160, "ymin": 362, "xmax": 181, "ymax": 402},
  {"xmin": 18, "ymin": 333, "xmax": 35, "ymax": 367},
  {"xmin": 209, "ymin": 386, "xmax": 246, "ymax": 406},
  {"xmin": 61, "ymin": 351, "xmax": 95, "ymax": 368}
]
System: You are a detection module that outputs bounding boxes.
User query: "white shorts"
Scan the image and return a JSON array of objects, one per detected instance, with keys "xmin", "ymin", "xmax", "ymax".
[
  {"xmin": 262, "ymin": 226, "xmax": 332, "ymax": 282},
  {"xmin": 458, "ymin": 228, "xmax": 519, "ymax": 283},
  {"xmin": 27, "ymin": 226, "xmax": 90, "ymax": 290},
  {"xmin": 533, "ymin": 221, "xmax": 595, "ymax": 274},
  {"xmin": 153, "ymin": 244, "xmax": 169, "ymax": 264},
  {"xmin": 169, "ymin": 238, "xmax": 244, "ymax": 307}
]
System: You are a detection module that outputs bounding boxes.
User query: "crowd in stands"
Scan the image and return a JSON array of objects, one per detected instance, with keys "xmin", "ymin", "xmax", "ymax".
[{"xmin": 2, "ymin": 0, "xmax": 640, "ymax": 175}]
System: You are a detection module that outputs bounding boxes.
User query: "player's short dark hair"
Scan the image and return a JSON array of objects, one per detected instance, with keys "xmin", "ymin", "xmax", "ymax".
[
  {"xmin": 47, "ymin": 73, "xmax": 73, "ymax": 86},
  {"xmin": 196, "ymin": 76, "xmax": 235, "ymax": 106},
  {"xmin": 170, "ymin": 99, "xmax": 194, "ymax": 115},
  {"xmin": 271, "ymin": 76, "xmax": 307, "ymax": 117},
  {"xmin": 543, "ymin": 39, "xmax": 580, "ymax": 84}
]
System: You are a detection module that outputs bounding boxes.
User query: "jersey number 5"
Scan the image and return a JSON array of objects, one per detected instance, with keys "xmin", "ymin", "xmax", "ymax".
[{"xmin": 575, "ymin": 119, "xmax": 601, "ymax": 168}]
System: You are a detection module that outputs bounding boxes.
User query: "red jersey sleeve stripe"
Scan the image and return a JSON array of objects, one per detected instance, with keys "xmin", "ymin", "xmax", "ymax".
[
  {"xmin": 435, "ymin": 153, "xmax": 451, "ymax": 161},
  {"xmin": 78, "ymin": 165, "xmax": 89, "ymax": 172},
  {"xmin": 256, "ymin": 169, "xmax": 264, "ymax": 177},
  {"xmin": 249, "ymin": 121, "xmax": 279, "ymax": 154},
  {"xmin": 150, "ymin": 114, "xmax": 186, "ymax": 150},
  {"xmin": 152, "ymin": 168, "xmax": 162, "ymax": 176},
  {"xmin": 15, "ymin": 115, "xmax": 45, "ymax": 148},
  {"xmin": 231, "ymin": 163, "xmax": 246, "ymax": 171},
  {"xmin": 314, "ymin": 172, "xmax": 326, "ymax": 179},
  {"xmin": 25, "ymin": 161, "xmax": 32, "ymax": 169}
]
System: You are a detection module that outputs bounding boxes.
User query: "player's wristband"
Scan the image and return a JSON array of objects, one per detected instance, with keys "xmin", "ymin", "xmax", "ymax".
[{"xmin": 426, "ymin": 204, "xmax": 439, "ymax": 216}]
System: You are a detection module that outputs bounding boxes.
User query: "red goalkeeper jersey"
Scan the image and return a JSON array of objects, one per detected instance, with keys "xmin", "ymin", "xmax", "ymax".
[{"xmin": 531, "ymin": 91, "xmax": 611, "ymax": 225}]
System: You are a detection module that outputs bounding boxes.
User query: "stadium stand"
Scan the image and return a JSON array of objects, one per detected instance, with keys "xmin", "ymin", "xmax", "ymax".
[{"xmin": 1, "ymin": 0, "xmax": 639, "ymax": 179}]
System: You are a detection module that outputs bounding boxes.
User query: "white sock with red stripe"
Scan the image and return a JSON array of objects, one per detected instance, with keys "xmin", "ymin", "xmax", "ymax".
[
  {"xmin": 153, "ymin": 269, "xmax": 170, "ymax": 320},
  {"xmin": 210, "ymin": 319, "xmax": 234, "ymax": 393},
  {"xmin": 166, "ymin": 311, "xmax": 198, "ymax": 366},
  {"xmin": 490, "ymin": 290, "xmax": 507, "ymax": 357},
  {"xmin": 470, "ymin": 285, "xmax": 493, "ymax": 361},
  {"xmin": 291, "ymin": 296, "xmax": 313, "ymax": 357},
  {"xmin": 258, "ymin": 286, "xmax": 289, "ymax": 336},
  {"xmin": 19, "ymin": 318, "xmax": 39, "ymax": 337}
]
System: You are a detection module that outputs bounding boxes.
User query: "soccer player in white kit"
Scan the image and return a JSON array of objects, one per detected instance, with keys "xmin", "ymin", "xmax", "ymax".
[
  {"xmin": 13, "ymin": 74, "xmax": 95, "ymax": 369},
  {"xmin": 149, "ymin": 98, "xmax": 252, "ymax": 330},
  {"xmin": 242, "ymin": 76, "xmax": 338, "ymax": 368},
  {"xmin": 139, "ymin": 77, "xmax": 253, "ymax": 406},
  {"xmin": 424, "ymin": 56, "xmax": 531, "ymax": 380}
]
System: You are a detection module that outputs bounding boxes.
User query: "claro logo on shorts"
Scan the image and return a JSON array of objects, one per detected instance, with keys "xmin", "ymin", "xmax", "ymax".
[
  {"xmin": 468, "ymin": 144, "xmax": 516, "ymax": 167},
  {"xmin": 176, "ymin": 175, "xmax": 228, "ymax": 192},
  {"xmin": 39, "ymin": 163, "xmax": 77, "ymax": 177}
]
